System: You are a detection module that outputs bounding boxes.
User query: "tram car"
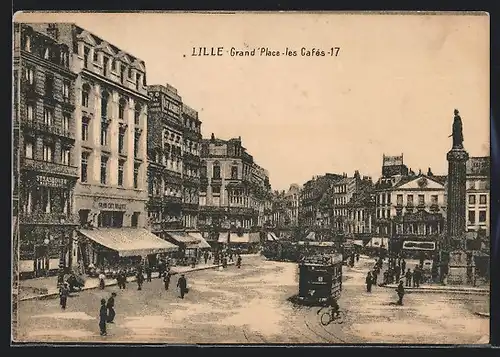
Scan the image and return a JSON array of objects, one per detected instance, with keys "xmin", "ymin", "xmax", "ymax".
[{"xmin": 297, "ymin": 253, "xmax": 343, "ymax": 305}]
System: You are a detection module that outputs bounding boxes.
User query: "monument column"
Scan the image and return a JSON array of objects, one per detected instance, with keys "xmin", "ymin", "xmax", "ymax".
[{"xmin": 444, "ymin": 109, "xmax": 469, "ymax": 285}]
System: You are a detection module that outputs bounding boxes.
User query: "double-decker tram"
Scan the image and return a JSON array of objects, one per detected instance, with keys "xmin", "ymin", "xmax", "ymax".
[{"xmin": 297, "ymin": 253, "xmax": 343, "ymax": 305}]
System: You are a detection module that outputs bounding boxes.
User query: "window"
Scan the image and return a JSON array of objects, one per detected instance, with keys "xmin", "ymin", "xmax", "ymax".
[
  {"xmin": 112, "ymin": 60, "xmax": 117, "ymax": 71},
  {"xmin": 431, "ymin": 195, "xmax": 438, "ymax": 205},
  {"xmin": 100, "ymin": 121, "xmax": 108, "ymax": 146},
  {"xmin": 212, "ymin": 186, "xmax": 221, "ymax": 195},
  {"xmin": 62, "ymin": 114, "xmax": 70, "ymax": 133},
  {"xmin": 26, "ymin": 104, "xmax": 34, "ymax": 121},
  {"xmin": 396, "ymin": 194, "xmax": 403, "ymax": 206},
  {"xmin": 118, "ymin": 160, "xmax": 124, "ymax": 186},
  {"xmin": 136, "ymin": 74, "xmax": 141, "ymax": 89},
  {"xmin": 45, "ymin": 74, "xmax": 54, "ymax": 96},
  {"xmin": 81, "ymin": 152, "xmax": 89, "ymax": 183},
  {"xmin": 43, "ymin": 107, "xmax": 54, "ymax": 126},
  {"xmin": 100, "ymin": 156, "xmax": 108, "ymax": 184},
  {"xmin": 479, "ymin": 194, "xmax": 487, "ymax": 205},
  {"xmin": 468, "ymin": 195, "xmax": 476, "ymax": 205},
  {"xmin": 82, "ymin": 117, "xmax": 90, "ymax": 141},
  {"xmin": 120, "ymin": 66, "xmax": 126, "ymax": 83},
  {"xmin": 82, "ymin": 84, "xmax": 90, "ymax": 107},
  {"xmin": 128, "ymin": 67, "xmax": 133, "ymax": 78},
  {"xmin": 131, "ymin": 212, "xmax": 139, "ymax": 227},
  {"xmin": 134, "ymin": 132, "xmax": 141, "ymax": 157},
  {"xmin": 103, "ymin": 56, "xmax": 109, "ymax": 76},
  {"xmin": 24, "ymin": 34, "xmax": 31, "ymax": 52},
  {"xmin": 62, "ymin": 81, "xmax": 70, "ymax": 101},
  {"xmin": 418, "ymin": 194, "xmax": 425, "ymax": 206},
  {"xmin": 231, "ymin": 166, "xmax": 238, "ymax": 179},
  {"xmin": 43, "ymin": 47, "xmax": 50, "ymax": 60},
  {"xmin": 479, "ymin": 211, "xmax": 487, "ymax": 223},
  {"xmin": 387, "ymin": 193, "xmax": 391, "ymax": 204},
  {"xmin": 134, "ymin": 104, "xmax": 141, "ymax": 125},
  {"xmin": 61, "ymin": 147, "xmax": 70, "ymax": 165},
  {"xmin": 93, "ymin": 50, "xmax": 99, "ymax": 62},
  {"xmin": 468, "ymin": 210, "xmax": 476, "ymax": 224},
  {"xmin": 83, "ymin": 47, "xmax": 90, "ymax": 67},
  {"xmin": 24, "ymin": 67, "xmax": 34, "ymax": 84},
  {"xmin": 133, "ymin": 163, "xmax": 140, "ymax": 189},
  {"xmin": 42, "ymin": 143, "xmax": 53, "ymax": 162},
  {"xmin": 118, "ymin": 127, "xmax": 125, "ymax": 154},
  {"xmin": 24, "ymin": 140, "xmax": 33, "ymax": 159},
  {"xmin": 101, "ymin": 91, "xmax": 109, "ymax": 118},
  {"xmin": 407, "ymin": 195, "xmax": 414, "ymax": 206},
  {"xmin": 213, "ymin": 164, "xmax": 221, "ymax": 179},
  {"xmin": 119, "ymin": 98, "xmax": 127, "ymax": 119}
]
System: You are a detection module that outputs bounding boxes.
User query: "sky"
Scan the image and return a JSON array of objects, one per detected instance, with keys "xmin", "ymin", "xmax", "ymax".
[{"xmin": 15, "ymin": 12, "xmax": 490, "ymax": 191}]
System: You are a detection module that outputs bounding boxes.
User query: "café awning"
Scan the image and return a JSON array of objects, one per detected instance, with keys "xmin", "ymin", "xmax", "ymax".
[
  {"xmin": 267, "ymin": 233, "xmax": 277, "ymax": 241},
  {"xmin": 353, "ymin": 240, "xmax": 364, "ymax": 247},
  {"xmin": 367, "ymin": 237, "xmax": 389, "ymax": 249},
  {"xmin": 78, "ymin": 228, "xmax": 178, "ymax": 257},
  {"xmin": 186, "ymin": 231, "xmax": 212, "ymax": 249},
  {"xmin": 218, "ymin": 232, "xmax": 260, "ymax": 244},
  {"xmin": 165, "ymin": 231, "xmax": 199, "ymax": 248}
]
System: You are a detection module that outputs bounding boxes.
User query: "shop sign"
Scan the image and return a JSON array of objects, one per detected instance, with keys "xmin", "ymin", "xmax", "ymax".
[
  {"xmin": 36, "ymin": 175, "xmax": 68, "ymax": 188},
  {"xmin": 98, "ymin": 202, "xmax": 127, "ymax": 210}
]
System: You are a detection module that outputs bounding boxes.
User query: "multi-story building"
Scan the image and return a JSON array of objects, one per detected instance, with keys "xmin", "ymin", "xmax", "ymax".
[
  {"xmin": 285, "ymin": 184, "xmax": 301, "ymax": 227},
  {"xmin": 147, "ymin": 84, "xmax": 186, "ymax": 238},
  {"xmin": 331, "ymin": 171, "xmax": 373, "ymax": 235},
  {"xmin": 298, "ymin": 173, "xmax": 342, "ymax": 239},
  {"xmin": 373, "ymin": 154, "xmax": 447, "ymax": 254},
  {"xmin": 346, "ymin": 191, "xmax": 375, "ymax": 239},
  {"xmin": 199, "ymin": 134, "xmax": 271, "ymax": 245},
  {"xmin": 14, "ymin": 23, "xmax": 79, "ymax": 278},
  {"xmin": 465, "ymin": 156, "xmax": 490, "ymax": 237}
]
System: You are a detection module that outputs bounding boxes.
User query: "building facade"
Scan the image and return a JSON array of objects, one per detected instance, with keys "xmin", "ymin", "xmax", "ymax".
[
  {"xmin": 373, "ymin": 155, "xmax": 447, "ymax": 254},
  {"xmin": 465, "ymin": 156, "xmax": 490, "ymax": 236},
  {"xmin": 146, "ymin": 84, "xmax": 203, "ymax": 238},
  {"xmin": 199, "ymin": 134, "xmax": 271, "ymax": 242},
  {"xmin": 14, "ymin": 23, "xmax": 79, "ymax": 278}
]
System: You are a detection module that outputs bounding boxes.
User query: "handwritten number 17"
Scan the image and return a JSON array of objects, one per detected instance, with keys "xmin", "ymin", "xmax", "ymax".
[{"xmin": 331, "ymin": 47, "xmax": 340, "ymax": 56}]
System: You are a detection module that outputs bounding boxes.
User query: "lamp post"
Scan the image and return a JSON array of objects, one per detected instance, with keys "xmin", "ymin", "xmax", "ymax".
[
  {"xmin": 58, "ymin": 217, "xmax": 66, "ymax": 286},
  {"xmin": 43, "ymin": 238, "xmax": 50, "ymax": 277}
]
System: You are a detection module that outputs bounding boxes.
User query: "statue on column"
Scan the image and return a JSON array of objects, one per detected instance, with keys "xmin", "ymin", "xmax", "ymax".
[{"xmin": 449, "ymin": 109, "xmax": 464, "ymax": 149}]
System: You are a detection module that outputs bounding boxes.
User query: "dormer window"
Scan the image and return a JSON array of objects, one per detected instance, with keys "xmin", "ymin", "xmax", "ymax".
[
  {"xmin": 44, "ymin": 47, "xmax": 50, "ymax": 60},
  {"xmin": 93, "ymin": 50, "xmax": 99, "ymax": 62},
  {"xmin": 24, "ymin": 34, "xmax": 31, "ymax": 52},
  {"xmin": 128, "ymin": 67, "xmax": 133, "ymax": 78},
  {"xmin": 112, "ymin": 60, "xmax": 117, "ymax": 72}
]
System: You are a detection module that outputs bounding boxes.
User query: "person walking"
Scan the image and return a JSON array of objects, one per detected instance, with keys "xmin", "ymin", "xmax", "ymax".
[
  {"xmin": 356, "ymin": 252, "xmax": 360, "ymax": 263},
  {"xmin": 106, "ymin": 292, "xmax": 116, "ymax": 323},
  {"xmin": 366, "ymin": 271, "xmax": 373, "ymax": 293},
  {"xmin": 136, "ymin": 269, "xmax": 144, "ymax": 291},
  {"xmin": 59, "ymin": 283, "xmax": 69, "ymax": 310},
  {"xmin": 99, "ymin": 272, "xmax": 105, "ymax": 290},
  {"xmin": 405, "ymin": 268, "xmax": 412, "ymax": 287},
  {"xmin": 99, "ymin": 298, "xmax": 107, "ymax": 336},
  {"xmin": 401, "ymin": 258, "xmax": 406, "ymax": 274},
  {"xmin": 413, "ymin": 266, "xmax": 421, "ymax": 288},
  {"xmin": 395, "ymin": 264, "xmax": 401, "ymax": 283},
  {"xmin": 177, "ymin": 274, "xmax": 187, "ymax": 299},
  {"xmin": 396, "ymin": 280, "xmax": 405, "ymax": 305},
  {"xmin": 204, "ymin": 251, "xmax": 209, "ymax": 265},
  {"xmin": 372, "ymin": 269, "xmax": 379, "ymax": 286},
  {"xmin": 236, "ymin": 254, "xmax": 242, "ymax": 268},
  {"xmin": 163, "ymin": 270, "xmax": 171, "ymax": 290},
  {"xmin": 145, "ymin": 266, "xmax": 152, "ymax": 282}
]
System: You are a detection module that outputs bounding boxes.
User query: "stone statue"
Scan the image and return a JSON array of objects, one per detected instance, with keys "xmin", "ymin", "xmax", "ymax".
[{"xmin": 449, "ymin": 109, "xmax": 464, "ymax": 149}]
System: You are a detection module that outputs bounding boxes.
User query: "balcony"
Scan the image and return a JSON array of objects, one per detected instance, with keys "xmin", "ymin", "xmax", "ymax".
[
  {"xmin": 182, "ymin": 202, "xmax": 199, "ymax": 211},
  {"xmin": 19, "ymin": 212, "xmax": 79, "ymax": 226},
  {"xmin": 163, "ymin": 195, "xmax": 183, "ymax": 204},
  {"xmin": 22, "ymin": 120, "xmax": 75, "ymax": 140},
  {"xmin": 22, "ymin": 158, "xmax": 79, "ymax": 178},
  {"xmin": 183, "ymin": 152, "xmax": 200, "ymax": 165},
  {"xmin": 183, "ymin": 175, "xmax": 200, "ymax": 186},
  {"xmin": 211, "ymin": 177, "xmax": 222, "ymax": 186}
]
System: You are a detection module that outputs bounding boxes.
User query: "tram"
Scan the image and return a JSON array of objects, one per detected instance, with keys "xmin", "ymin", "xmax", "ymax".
[{"xmin": 297, "ymin": 253, "xmax": 343, "ymax": 305}]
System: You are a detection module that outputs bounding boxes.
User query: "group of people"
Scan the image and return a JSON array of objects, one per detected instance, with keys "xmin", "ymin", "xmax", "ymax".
[
  {"xmin": 99, "ymin": 292, "xmax": 117, "ymax": 336},
  {"xmin": 365, "ymin": 257, "xmax": 384, "ymax": 293}
]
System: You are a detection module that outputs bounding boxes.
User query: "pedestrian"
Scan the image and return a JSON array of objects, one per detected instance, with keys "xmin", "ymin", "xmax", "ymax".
[
  {"xmin": 106, "ymin": 292, "xmax": 116, "ymax": 323},
  {"xmin": 136, "ymin": 269, "xmax": 144, "ymax": 290},
  {"xmin": 99, "ymin": 272, "xmax": 105, "ymax": 290},
  {"xmin": 145, "ymin": 266, "xmax": 152, "ymax": 282},
  {"xmin": 157, "ymin": 260, "xmax": 164, "ymax": 279},
  {"xmin": 413, "ymin": 266, "xmax": 421, "ymax": 288},
  {"xmin": 177, "ymin": 274, "xmax": 187, "ymax": 299},
  {"xmin": 163, "ymin": 270, "xmax": 171, "ymax": 290},
  {"xmin": 366, "ymin": 271, "xmax": 373, "ymax": 292},
  {"xmin": 59, "ymin": 283, "xmax": 69, "ymax": 310},
  {"xmin": 229, "ymin": 251, "xmax": 234, "ymax": 262},
  {"xmin": 396, "ymin": 280, "xmax": 405, "ymax": 305},
  {"xmin": 356, "ymin": 253, "xmax": 360, "ymax": 262},
  {"xmin": 405, "ymin": 268, "xmax": 412, "ymax": 287},
  {"xmin": 401, "ymin": 258, "xmax": 406, "ymax": 273},
  {"xmin": 372, "ymin": 269, "xmax": 378, "ymax": 286},
  {"xmin": 99, "ymin": 298, "xmax": 107, "ymax": 336},
  {"xmin": 204, "ymin": 251, "xmax": 209, "ymax": 265},
  {"xmin": 237, "ymin": 254, "xmax": 242, "ymax": 268},
  {"xmin": 395, "ymin": 264, "xmax": 401, "ymax": 282}
]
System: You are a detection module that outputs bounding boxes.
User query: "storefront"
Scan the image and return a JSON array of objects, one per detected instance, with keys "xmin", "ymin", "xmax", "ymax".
[
  {"xmin": 218, "ymin": 232, "xmax": 260, "ymax": 253},
  {"xmin": 77, "ymin": 227, "xmax": 178, "ymax": 274}
]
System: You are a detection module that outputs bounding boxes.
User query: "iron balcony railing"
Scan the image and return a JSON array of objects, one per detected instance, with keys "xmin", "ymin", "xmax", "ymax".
[{"xmin": 22, "ymin": 157, "xmax": 79, "ymax": 178}]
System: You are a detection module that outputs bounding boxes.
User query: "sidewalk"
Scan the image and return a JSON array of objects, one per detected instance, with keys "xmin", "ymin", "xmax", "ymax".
[
  {"xmin": 382, "ymin": 283, "xmax": 489, "ymax": 295},
  {"xmin": 18, "ymin": 261, "xmax": 235, "ymax": 302}
]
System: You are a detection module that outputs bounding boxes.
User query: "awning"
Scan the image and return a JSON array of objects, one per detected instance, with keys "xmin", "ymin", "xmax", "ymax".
[
  {"xmin": 270, "ymin": 232, "xmax": 279, "ymax": 241},
  {"xmin": 353, "ymin": 240, "xmax": 364, "ymax": 247},
  {"xmin": 218, "ymin": 233, "xmax": 260, "ymax": 244},
  {"xmin": 165, "ymin": 231, "xmax": 199, "ymax": 247},
  {"xmin": 186, "ymin": 232, "xmax": 211, "ymax": 249},
  {"xmin": 267, "ymin": 233, "xmax": 279, "ymax": 241},
  {"xmin": 78, "ymin": 228, "xmax": 178, "ymax": 257},
  {"xmin": 367, "ymin": 237, "xmax": 389, "ymax": 249},
  {"xmin": 305, "ymin": 231, "xmax": 316, "ymax": 241}
]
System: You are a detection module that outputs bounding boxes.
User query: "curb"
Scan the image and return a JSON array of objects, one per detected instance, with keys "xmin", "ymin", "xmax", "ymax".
[
  {"xmin": 380, "ymin": 285, "xmax": 489, "ymax": 295},
  {"xmin": 18, "ymin": 262, "xmax": 234, "ymax": 302},
  {"xmin": 474, "ymin": 312, "xmax": 490, "ymax": 318}
]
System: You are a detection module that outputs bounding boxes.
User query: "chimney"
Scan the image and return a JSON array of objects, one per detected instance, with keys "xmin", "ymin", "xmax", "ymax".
[
  {"xmin": 418, "ymin": 169, "xmax": 422, "ymax": 176},
  {"xmin": 210, "ymin": 133, "xmax": 215, "ymax": 141},
  {"xmin": 427, "ymin": 167, "xmax": 433, "ymax": 176}
]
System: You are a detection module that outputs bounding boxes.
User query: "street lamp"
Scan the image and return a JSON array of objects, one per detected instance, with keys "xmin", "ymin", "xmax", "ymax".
[{"xmin": 58, "ymin": 217, "xmax": 66, "ymax": 286}]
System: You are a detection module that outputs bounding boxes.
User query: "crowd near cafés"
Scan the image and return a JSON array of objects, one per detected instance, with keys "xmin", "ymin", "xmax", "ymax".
[{"xmin": 13, "ymin": 23, "xmax": 489, "ymax": 288}]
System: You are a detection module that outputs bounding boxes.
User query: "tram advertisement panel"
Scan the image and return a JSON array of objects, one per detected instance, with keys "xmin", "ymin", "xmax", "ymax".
[{"xmin": 298, "ymin": 265, "xmax": 334, "ymax": 301}]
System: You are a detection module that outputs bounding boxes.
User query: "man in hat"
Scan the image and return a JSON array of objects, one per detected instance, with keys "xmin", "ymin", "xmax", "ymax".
[
  {"xmin": 106, "ymin": 292, "xmax": 117, "ymax": 323},
  {"xmin": 99, "ymin": 298, "xmax": 107, "ymax": 336},
  {"xmin": 59, "ymin": 283, "xmax": 69, "ymax": 310},
  {"xmin": 177, "ymin": 274, "xmax": 187, "ymax": 299}
]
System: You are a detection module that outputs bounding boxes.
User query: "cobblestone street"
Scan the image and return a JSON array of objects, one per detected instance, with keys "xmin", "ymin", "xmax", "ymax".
[{"xmin": 15, "ymin": 255, "xmax": 489, "ymax": 344}]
